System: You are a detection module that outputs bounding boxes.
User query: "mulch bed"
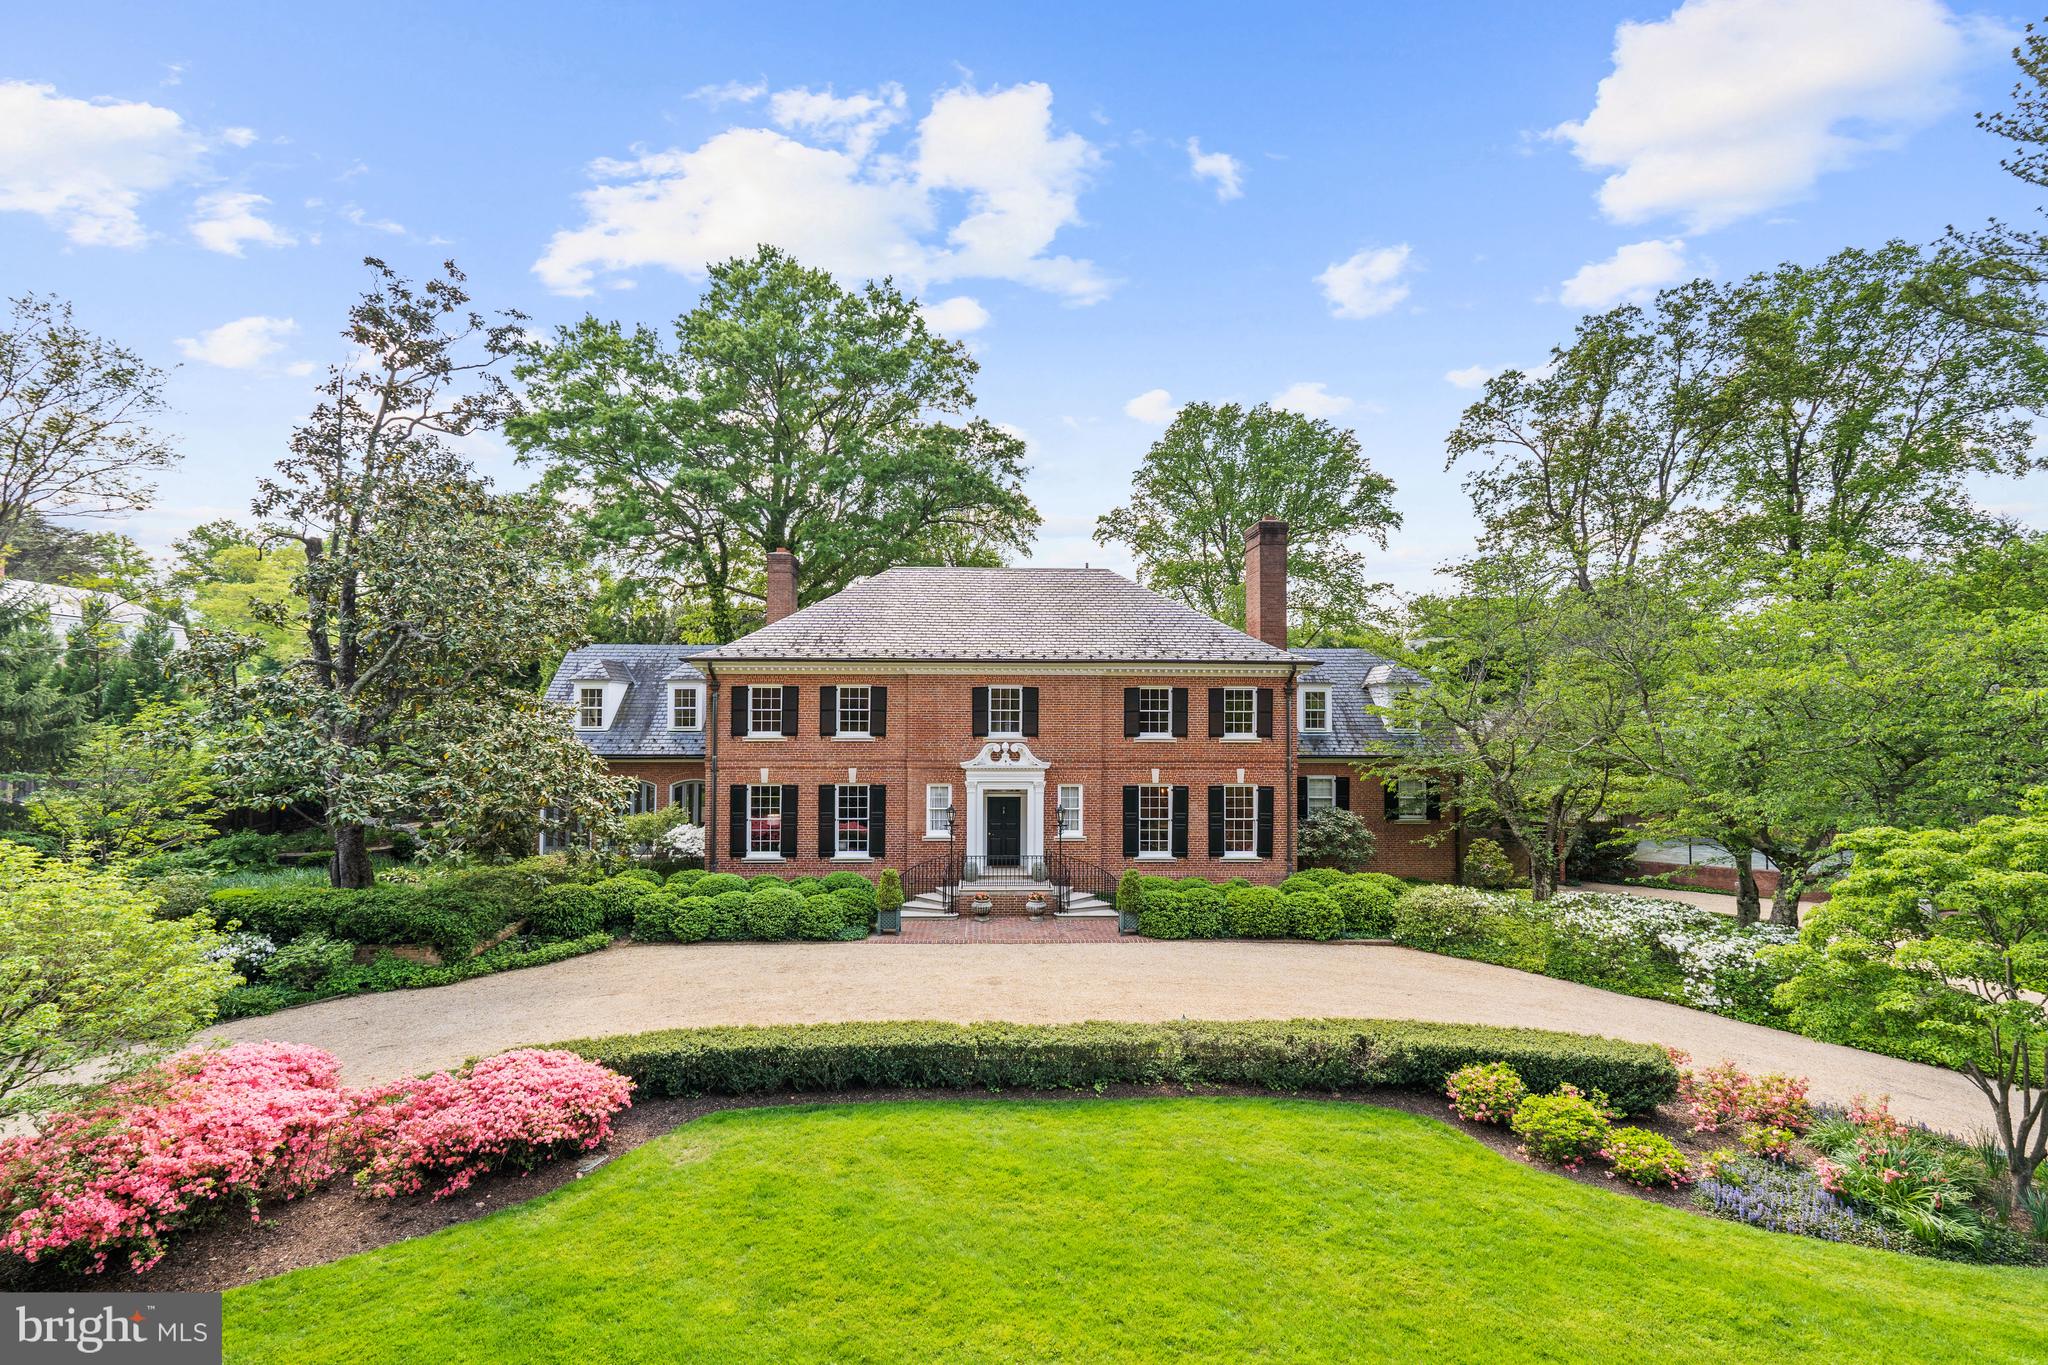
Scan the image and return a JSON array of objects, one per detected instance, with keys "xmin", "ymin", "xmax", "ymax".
[{"xmin": 1, "ymin": 1087, "xmax": 1726, "ymax": 1294}]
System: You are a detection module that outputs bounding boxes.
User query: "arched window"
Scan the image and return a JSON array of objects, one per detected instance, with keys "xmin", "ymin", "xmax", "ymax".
[
  {"xmin": 629, "ymin": 780, "xmax": 658, "ymax": 815},
  {"xmin": 670, "ymin": 780, "xmax": 705, "ymax": 824}
]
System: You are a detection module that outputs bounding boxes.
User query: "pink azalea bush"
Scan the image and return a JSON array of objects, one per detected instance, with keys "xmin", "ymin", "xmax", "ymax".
[
  {"xmin": 0, "ymin": 1043, "xmax": 352, "ymax": 1274},
  {"xmin": 1444, "ymin": 1061, "xmax": 1529, "ymax": 1124},
  {"xmin": 1600, "ymin": 1127, "xmax": 1691, "ymax": 1188},
  {"xmin": 342, "ymin": 1049, "xmax": 633, "ymax": 1199},
  {"xmin": 1665, "ymin": 1049, "xmax": 1811, "ymax": 1135}
]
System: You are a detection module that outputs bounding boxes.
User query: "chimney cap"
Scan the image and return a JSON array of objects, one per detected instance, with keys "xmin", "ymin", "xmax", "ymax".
[{"xmin": 1245, "ymin": 517, "xmax": 1288, "ymax": 541}]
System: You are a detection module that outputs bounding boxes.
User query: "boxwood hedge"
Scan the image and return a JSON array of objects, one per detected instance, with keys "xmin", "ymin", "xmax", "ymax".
[{"xmin": 559, "ymin": 1018, "xmax": 1678, "ymax": 1114}]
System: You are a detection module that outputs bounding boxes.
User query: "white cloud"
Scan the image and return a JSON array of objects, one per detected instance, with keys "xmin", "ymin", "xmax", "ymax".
[
  {"xmin": 919, "ymin": 295, "xmax": 990, "ymax": 334},
  {"xmin": 690, "ymin": 79, "xmax": 767, "ymax": 106},
  {"xmin": 1186, "ymin": 137, "xmax": 1243, "ymax": 201},
  {"xmin": 1270, "ymin": 381, "xmax": 1354, "ymax": 418},
  {"xmin": 1559, "ymin": 238, "xmax": 1690, "ymax": 309},
  {"xmin": 342, "ymin": 203, "xmax": 407, "ymax": 235},
  {"xmin": 535, "ymin": 80, "xmax": 1109, "ymax": 304},
  {"xmin": 175, "ymin": 315, "xmax": 298, "ymax": 369},
  {"xmin": 1316, "ymin": 244, "xmax": 1413, "ymax": 318},
  {"xmin": 1551, "ymin": 0, "xmax": 1990, "ymax": 231},
  {"xmin": 769, "ymin": 83, "xmax": 907, "ymax": 159},
  {"xmin": 1445, "ymin": 364, "xmax": 1498, "ymax": 390},
  {"xmin": 189, "ymin": 191, "xmax": 296, "ymax": 255},
  {"xmin": 221, "ymin": 126, "xmax": 258, "ymax": 148},
  {"xmin": 0, "ymin": 80, "xmax": 205, "ymax": 245},
  {"xmin": 1124, "ymin": 388, "xmax": 1178, "ymax": 424}
]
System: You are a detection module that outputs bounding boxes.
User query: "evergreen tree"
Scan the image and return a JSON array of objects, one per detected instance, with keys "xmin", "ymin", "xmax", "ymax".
[{"xmin": 0, "ymin": 595, "xmax": 84, "ymax": 771}]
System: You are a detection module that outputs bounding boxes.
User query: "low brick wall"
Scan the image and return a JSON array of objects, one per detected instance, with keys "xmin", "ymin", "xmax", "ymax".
[{"xmin": 1634, "ymin": 860, "xmax": 1830, "ymax": 903}]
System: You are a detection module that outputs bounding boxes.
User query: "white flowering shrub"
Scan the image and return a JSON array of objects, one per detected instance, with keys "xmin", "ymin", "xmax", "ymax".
[
  {"xmin": 1537, "ymin": 892, "xmax": 1795, "ymax": 1016},
  {"xmin": 662, "ymin": 823, "xmax": 707, "ymax": 859}
]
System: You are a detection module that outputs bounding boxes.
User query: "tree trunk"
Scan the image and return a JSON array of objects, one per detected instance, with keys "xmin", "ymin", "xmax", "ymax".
[
  {"xmin": 1732, "ymin": 850, "xmax": 1761, "ymax": 927},
  {"xmin": 1766, "ymin": 875, "xmax": 1801, "ymax": 929},
  {"xmin": 1530, "ymin": 856, "xmax": 1558, "ymax": 903},
  {"xmin": 330, "ymin": 820, "xmax": 374, "ymax": 889}
]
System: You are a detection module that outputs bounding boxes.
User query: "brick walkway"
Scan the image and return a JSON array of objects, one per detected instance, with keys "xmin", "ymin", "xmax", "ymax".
[{"xmin": 895, "ymin": 916, "xmax": 1129, "ymax": 943}]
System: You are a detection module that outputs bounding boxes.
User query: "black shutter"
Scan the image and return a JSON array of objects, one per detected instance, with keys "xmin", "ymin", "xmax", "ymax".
[
  {"xmin": 1171, "ymin": 786, "xmax": 1189, "ymax": 858},
  {"xmin": 1425, "ymin": 780, "xmax": 1442, "ymax": 821},
  {"xmin": 1207, "ymin": 786, "xmax": 1225, "ymax": 857},
  {"xmin": 1207, "ymin": 688, "xmax": 1225, "ymax": 738},
  {"xmin": 870, "ymin": 786, "xmax": 887, "ymax": 858},
  {"xmin": 1171, "ymin": 687, "xmax": 1189, "ymax": 737},
  {"xmin": 871, "ymin": 686, "xmax": 888, "ymax": 737},
  {"xmin": 1297, "ymin": 775, "xmax": 1309, "ymax": 817},
  {"xmin": 972, "ymin": 686, "xmax": 990, "ymax": 737},
  {"xmin": 779, "ymin": 784, "xmax": 799, "ymax": 856},
  {"xmin": 781, "ymin": 686, "xmax": 800, "ymax": 737},
  {"xmin": 818, "ymin": 785, "xmax": 835, "ymax": 858},
  {"xmin": 730, "ymin": 686, "xmax": 749, "ymax": 736},
  {"xmin": 729, "ymin": 785, "xmax": 746, "ymax": 857},
  {"xmin": 1257, "ymin": 786, "xmax": 1276, "ymax": 857},
  {"xmin": 1256, "ymin": 688, "xmax": 1274, "ymax": 738},
  {"xmin": 819, "ymin": 686, "xmax": 837, "ymax": 738},
  {"xmin": 1336, "ymin": 775, "xmax": 1351, "ymax": 811},
  {"xmin": 1122, "ymin": 786, "xmax": 1139, "ymax": 857},
  {"xmin": 1122, "ymin": 688, "xmax": 1141, "ymax": 738},
  {"xmin": 1384, "ymin": 780, "xmax": 1399, "ymax": 821},
  {"xmin": 1022, "ymin": 687, "xmax": 1040, "ymax": 737}
]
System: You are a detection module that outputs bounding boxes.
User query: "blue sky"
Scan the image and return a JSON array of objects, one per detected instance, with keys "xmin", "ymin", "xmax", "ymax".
[{"xmin": 6, "ymin": 0, "xmax": 2045, "ymax": 595}]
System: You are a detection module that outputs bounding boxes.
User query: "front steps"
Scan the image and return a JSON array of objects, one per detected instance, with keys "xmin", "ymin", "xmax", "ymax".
[{"xmin": 900, "ymin": 888, "xmax": 1116, "ymax": 919}]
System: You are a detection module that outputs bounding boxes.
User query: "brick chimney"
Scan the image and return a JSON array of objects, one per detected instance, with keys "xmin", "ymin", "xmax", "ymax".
[
  {"xmin": 1242, "ymin": 518, "xmax": 1288, "ymax": 648},
  {"xmin": 765, "ymin": 547, "xmax": 798, "ymax": 625}
]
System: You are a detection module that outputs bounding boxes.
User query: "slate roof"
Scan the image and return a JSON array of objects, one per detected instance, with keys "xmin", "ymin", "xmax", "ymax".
[
  {"xmin": 696, "ymin": 567, "xmax": 1303, "ymax": 665},
  {"xmin": 1294, "ymin": 648, "xmax": 1440, "ymax": 757},
  {"xmin": 544, "ymin": 644, "xmax": 714, "ymax": 758}
]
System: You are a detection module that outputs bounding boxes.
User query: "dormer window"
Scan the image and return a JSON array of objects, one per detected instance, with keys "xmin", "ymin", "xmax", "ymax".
[
  {"xmin": 1300, "ymin": 686, "xmax": 1330, "ymax": 734},
  {"xmin": 577, "ymin": 686, "xmax": 604, "ymax": 728},
  {"xmin": 670, "ymin": 685, "xmax": 702, "ymax": 730}
]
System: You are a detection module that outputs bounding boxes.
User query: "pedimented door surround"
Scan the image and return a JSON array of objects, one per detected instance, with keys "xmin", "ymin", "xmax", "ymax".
[{"xmin": 961, "ymin": 741, "xmax": 1048, "ymax": 864}]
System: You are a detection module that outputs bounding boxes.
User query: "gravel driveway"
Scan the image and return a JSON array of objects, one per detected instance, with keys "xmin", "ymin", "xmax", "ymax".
[{"xmin": 207, "ymin": 941, "xmax": 1992, "ymax": 1134}]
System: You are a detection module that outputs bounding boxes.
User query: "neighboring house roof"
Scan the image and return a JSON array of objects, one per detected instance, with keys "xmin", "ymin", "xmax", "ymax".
[
  {"xmin": 0, "ymin": 579, "xmax": 187, "ymax": 648},
  {"xmin": 696, "ymin": 566, "xmax": 1304, "ymax": 666},
  {"xmin": 1294, "ymin": 647, "xmax": 1439, "ymax": 758},
  {"xmin": 544, "ymin": 644, "xmax": 714, "ymax": 757}
]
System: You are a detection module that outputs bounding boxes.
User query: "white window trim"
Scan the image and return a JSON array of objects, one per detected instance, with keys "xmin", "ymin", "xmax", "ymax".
[
  {"xmin": 1056, "ymin": 783, "xmax": 1085, "ymax": 839},
  {"xmin": 835, "ymin": 685, "xmax": 872, "ymax": 739},
  {"xmin": 1392, "ymin": 777, "xmax": 1431, "ymax": 823},
  {"xmin": 747, "ymin": 687, "xmax": 785, "ymax": 739},
  {"xmin": 1305, "ymin": 775, "xmax": 1337, "ymax": 818},
  {"xmin": 1135, "ymin": 686, "xmax": 1174, "ymax": 740},
  {"xmin": 745, "ymin": 783, "xmax": 785, "ymax": 857},
  {"xmin": 1135, "ymin": 783, "xmax": 1174, "ymax": 858},
  {"xmin": 669, "ymin": 683, "xmax": 704, "ymax": 731},
  {"xmin": 576, "ymin": 686, "xmax": 605, "ymax": 729},
  {"xmin": 1221, "ymin": 686, "xmax": 1259, "ymax": 741},
  {"xmin": 1300, "ymin": 686, "xmax": 1331, "ymax": 734},
  {"xmin": 833, "ymin": 783, "xmax": 872, "ymax": 858},
  {"xmin": 925, "ymin": 783, "xmax": 953, "ymax": 840},
  {"xmin": 1221, "ymin": 783, "xmax": 1259, "ymax": 859},
  {"xmin": 986, "ymin": 685, "xmax": 1024, "ymax": 738}
]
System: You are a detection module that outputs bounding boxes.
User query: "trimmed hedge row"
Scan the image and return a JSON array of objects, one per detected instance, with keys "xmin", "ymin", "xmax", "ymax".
[
  {"xmin": 214, "ymin": 931, "xmax": 614, "ymax": 1020},
  {"xmin": 559, "ymin": 1017, "xmax": 1679, "ymax": 1114},
  {"xmin": 1132, "ymin": 868, "xmax": 1407, "ymax": 941}
]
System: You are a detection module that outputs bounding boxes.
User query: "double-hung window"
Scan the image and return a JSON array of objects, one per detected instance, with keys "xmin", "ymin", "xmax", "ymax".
[
  {"xmin": 1222, "ymin": 784, "xmax": 1258, "ymax": 857},
  {"xmin": 1393, "ymin": 778, "xmax": 1430, "ymax": 822},
  {"xmin": 1301, "ymin": 687, "xmax": 1330, "ymax": 733},
  {"xmin": 986, "ymin": 685, "xmax": 1023, "ymax": 737},
  {"xmin": 1057, "ymin": 783, "xmax": 1084, "ymax": 838},
  {"xmin": 747, "ymin": 784, "xmax": 784, "ymax": 855},
  {"xmin": 749, "ymin": 686, "xmax": 783, "ymax": 737},
  {"xmin": 835, "ymin": 784, "xmax": 871, "ymax": 857},
  {"xmin": 1136, "ymin": 783, "xmax": 1173, "ymax": 856},
  {"xmin": 577, "ymin": 686, "xmax": 604, "ymax": 728},
  {"xmin": 1222, "ymin": 687, "xmax": 1257, "ymax": 739},
  {"xmin": 1305, "ymin": 775, "xmax": 1337, "ymax": 817},
  {"xmin": 1136, "ymin": 687, "xmax": 1173, "ymax": 739},
  {"xmin": 836, "ymin": 685, "xmax": 871, "ymax": 737},
  {"xmin": 670, "ymin": 685, "xmax": 700, "ymax": 730},
  {"xmin": 925, "ymin": 784, "xmax": 953, "ymax": 838}
]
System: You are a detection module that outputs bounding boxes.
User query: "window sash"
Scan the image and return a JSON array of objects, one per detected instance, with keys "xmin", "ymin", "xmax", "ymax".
[
  {"xmin": 670, "ymin": 781, "xmax": 704, "ymax": 823},
  {"xmin": 671, "ymin": 686, "xmax": 699, "ymax": 729},
  {"xmin": 1302, "ymin": 688, "xmax": 1329, "ymax": 732},
  {"xmin": 1136, "ymin": 686, "xmax": 1172, "ymax": 737},
  {"xmin": 749, "ymin": 688, "xmax": 782, "ymax": 735},
  {"xmin": 577, "ymin": 687, "xmax": 603, "ymax": 728},
  {"xmin": 747, "ymin": 784, "xmax": 782, "ymax": 854},
  {"xmin": 1306, "ymin": 776, "xmax": 1336, "ymax": 816},
  {"xmin": 1223, "ymin": 784, "xmax": 1257, "ymax": 855},
  {"xmin": 926, "ymin": 784, "xmax": 953, "ymax": 836},
  {"xmin": 1057, "ymin": 783, "xmax": 1084, "ymax": 837},
  {"xmin": 1394, "ymin": 777, "xmax": 1428, "ymax": 821},
  {"xmin": 1137, "ymin": 784, "xmax": 1172, "ymax": 854},
  {"xmin": 836, "ymin": 784, "xmax": 870, "ymax": 855},
  {"xmin": 1222, "ymin": 687, "xmax": 1256, "ymax": 737},
  {"xmin": 630, "ymin": 780, "xmax": 658, "ymax": 815},
  {"xmin": 837, "ymin": 685, "xmax": 871, "ymax": 736},
  {"xmin": 986, "ymin": 685, "xmax": 1023, "ymax": 736}
]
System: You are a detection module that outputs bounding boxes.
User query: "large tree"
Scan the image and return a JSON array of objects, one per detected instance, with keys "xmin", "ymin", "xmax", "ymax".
[
  {"xmin": 0, "ymin": 294, "xmax": 179, "ymax": 572},
  {"xmin": 510, "ymin": 246, "xmax": 1039, "ymax": 642},
  {"xmin": 186, "ymin": 259, "xmax": 626, "ymax": 886},
  {"xmin": 0, "ymin": 593, "xmax": 84, "ymax": 772},
  {"xmin": 1095, "ymin": 401, "xmax": 1399, "ymax": 636}
]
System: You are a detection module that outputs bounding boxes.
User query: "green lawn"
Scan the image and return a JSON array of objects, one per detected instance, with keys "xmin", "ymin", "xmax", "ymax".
[{"xmin": 225, "ymin": 1099, "xmax": 2046, "ymax": 1364}]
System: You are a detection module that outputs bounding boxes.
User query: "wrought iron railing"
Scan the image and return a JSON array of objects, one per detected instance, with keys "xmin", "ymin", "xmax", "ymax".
[
  {"xmin": 958, "ymin": 853, "xmax": 1054, "ymax": 887},
  {"xmin": 901, "ymin": 853, "xmax": 957, "ymax": 903}
]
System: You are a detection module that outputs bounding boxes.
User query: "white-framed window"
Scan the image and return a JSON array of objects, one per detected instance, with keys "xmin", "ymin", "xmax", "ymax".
[
  {"xmin": 749, "ymin": 686, "xmax": 783, "ymax": 736},
  {"xmin": 987, "ymin": 685, "xmax": 1023, "ymax": 737},
  {"xmin": 837, "ymin": 685, "xmax": 871, "ymax": 737},
  {"xmin": 1137, "ymin": 783, "xmax": 1173, "ymax": 856},
  {"xmin": 1137, "ymin": 686, "xmax": 1173, "ymax": 738},
  {"xmin": 670, "ymin": 685, "xmax": 701, "ymax": 730},
  {"xmin": 835, "ymin": 784, "xmax": 871, "ymax": 857},
  {"xmin": 1222, "ymin": 686, "xmax": 1257, "ymax": 739},
  {"xmin": 670, "ymin": 780, "xmax": 704, "ymax": 824},
  {"xmin": 1301, "ymin": 687, "xmax": 1330, "ymax": 733},
  {"xmin": 629, "ymin": 780, "xmax": 658, "ymax": 815},
  {"xmin": 1057, "ymin": 783, "xmax": 1084, "ymax": 838},
  {"xmin": 1223, "ymin": 784, "xmax": 1258, "ymax": 857},
  {"xmin": 1305, "ymin": 775, "xmax": 1337, "ymax": 816},
  {"xmin": 577, "ymin": 686, "xmax": 604, "ymax": 728},
  {"xmin": 925, "ymin": 783, "xmax": 953, "ymax": 838},
  {"xmin": 1393, "ymin": 777, "xmax": 1430, "ymax": 822},
  {"xmin": 747, "ymin": 784, "xmax": 783, "ymax": 856}
]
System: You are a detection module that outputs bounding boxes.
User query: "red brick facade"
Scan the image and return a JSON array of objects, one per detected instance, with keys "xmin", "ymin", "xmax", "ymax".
[{"xmin": 1296, "ymin": 760, "xmax": 1457, "ymax": 881}]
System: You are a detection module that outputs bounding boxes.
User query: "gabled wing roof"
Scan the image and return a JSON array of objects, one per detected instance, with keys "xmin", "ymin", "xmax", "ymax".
[{"xmin": 544, "ymin": 644, "xmax": 713, "ymax": 758}]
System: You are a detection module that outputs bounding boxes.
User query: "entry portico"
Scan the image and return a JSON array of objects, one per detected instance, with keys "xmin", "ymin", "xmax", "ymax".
[{"xmin": 960, "ymin": 740, "xmax": 1049, "ymax": 875}]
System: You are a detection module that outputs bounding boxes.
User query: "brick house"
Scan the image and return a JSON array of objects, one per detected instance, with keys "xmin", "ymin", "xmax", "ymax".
[{"xmin": 546, "ymin": 520, "xmax": 1456, "ymax": 902}]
